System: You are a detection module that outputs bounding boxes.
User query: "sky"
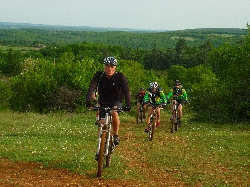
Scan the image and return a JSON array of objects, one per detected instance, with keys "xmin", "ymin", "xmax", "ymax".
[{"xmin": 0, "ymin": 0, "xmax": 249, "ymax": 31}]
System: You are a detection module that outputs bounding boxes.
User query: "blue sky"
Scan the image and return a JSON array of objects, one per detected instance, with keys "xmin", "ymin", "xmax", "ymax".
[{"xmin": 0, "ymin": 0, "xmax": 249, "ymax": 30}]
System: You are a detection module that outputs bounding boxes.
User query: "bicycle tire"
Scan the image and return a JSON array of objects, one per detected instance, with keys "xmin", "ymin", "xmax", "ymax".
[
  {"xmin": 136, "ymin": 109, "xmax": 140, "ymax": 124},
  {"xmin": 106, "ymin": 137, "xmax": 113, "ymax": 167},
  {"xmin": 140, "ymin": 109, "xmax": 143, "ymax": 123},
  {"xmin": 171, "ymin": 111, "xmax": 175, "ymax": 133},
  {"xmin": 150, "ymin": 123, "xmax": 155, "ymax": 141},
  {"xmin": 136, "ymin": 107, "xmax": 143, "ymax": 124},
  {"xmin": 174, "ymin": 111, "xmax": 178, "ymax": 131},
  {"xmin": 149, "ymin": 114, "xmax": 156, "ymax": 141},
  {"xmin": 97, "ymin": 127, "xmax": 107, "ymax": 177}
]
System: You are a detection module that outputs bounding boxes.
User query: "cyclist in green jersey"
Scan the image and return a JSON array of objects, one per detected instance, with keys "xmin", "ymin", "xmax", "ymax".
[
  {"xmin": 166, "ymin": 80, "xmax": 188, "ymax": 125},
  {"xmin": 143, "ymin": 82, "xmax": 167, "ymax": 132}
]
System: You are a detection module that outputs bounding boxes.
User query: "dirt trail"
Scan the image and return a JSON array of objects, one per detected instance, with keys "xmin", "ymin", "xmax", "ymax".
[{"xmin": 0, "ymin": 158, "xmax": 144, "ymax": 187}]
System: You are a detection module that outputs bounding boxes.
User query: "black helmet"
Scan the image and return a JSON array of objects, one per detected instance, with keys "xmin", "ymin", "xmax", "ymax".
[
  {"xmin": 139, "ymin": 87, "xmax": 144, "ymax": 91},
  {"xmin": 104, "ymin": 57, "xmax": 117, "ymax": 66},
  {"xmin": 174, "ymin": 80, "xmax": 181, "ymax": 86}
]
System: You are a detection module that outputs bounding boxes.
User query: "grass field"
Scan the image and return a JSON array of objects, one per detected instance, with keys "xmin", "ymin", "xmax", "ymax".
[
  {"xmin": 0, "ymin": 45, "xmax": 40, "ymax": 52},
  {"xmin": 0, "ymin": 109, "xmax": 249, "ymax": 186}
]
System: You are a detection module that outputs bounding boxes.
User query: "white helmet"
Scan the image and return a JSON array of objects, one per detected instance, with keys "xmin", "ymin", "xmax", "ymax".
[
  {"xmin": 150, "ymin": 82, "xmax": 158, "ymax": 89},
  {"xmin": 104, "ymin": 57, "xmax": 117, "ymax": 66}
]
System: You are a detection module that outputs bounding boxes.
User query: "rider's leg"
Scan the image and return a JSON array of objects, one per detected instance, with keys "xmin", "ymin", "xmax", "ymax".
[
  {"xmin": 136, "ymin": 102, "xmax": 140, "ymax": 115},
  {"xmin": 170, "ymin": 100, "xmax": 175, "ymax": 120},
  {"xmin": 178, "ymin": 104, "xmax": 183, "ymax": 120},
  {"xmin": 143, "ymin": 102, "xmax": 146, "ymax": 118},
  {"xmin": 156, "ymin": 107, "xmax": 161, "ymax": 126},
  {"xmin": 111, "ymin": 108, "xmax": 120, "ymax": 145},
  {"xmin": 111, "ymin": 107, "xmax": 119, "ymax": 136},
  {"xmin": 111, "ymin": 101, "xmax": 122, "ymax": 145},
  {"xmin": 146, "ymin": 106, "xmax": 153, "ymax": 129}
]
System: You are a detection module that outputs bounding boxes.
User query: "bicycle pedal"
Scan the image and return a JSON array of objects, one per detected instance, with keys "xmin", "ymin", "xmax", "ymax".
[{"xmin": 110, "ymin": 146, "xmax": 115, "ymax": 153}]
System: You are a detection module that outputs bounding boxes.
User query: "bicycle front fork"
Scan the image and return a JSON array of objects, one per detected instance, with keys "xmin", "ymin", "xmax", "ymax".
[
  {"xmin": 96, "ymin": 125, "xmax": 102, "ymax": 155},
  {"xmin": 96, "ymin": 124, "xmax": 113, "ymax": 156}
]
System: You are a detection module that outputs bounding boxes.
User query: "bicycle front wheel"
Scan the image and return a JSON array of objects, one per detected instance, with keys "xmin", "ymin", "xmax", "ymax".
[
  {"xmin": 149, "ymin": 123, "xmax": 155, "ymax": 141},
  {"xmin": 171, "ymin": 112, "xmax": 175, "ymax": 133},
  {"xmin": 106, "ymin": 137, "xmax": 114, "ymax": 167},
  {"xmin": 174, "ymin": 112, "xmax": 178, "ymax": 132},
  {"xmin": 97, "ymin": 129, "xmax": 107, "ymax": 177},
  {"xmin": 149, "ymin": 115, "xmax": 156, "ymax": 141}
]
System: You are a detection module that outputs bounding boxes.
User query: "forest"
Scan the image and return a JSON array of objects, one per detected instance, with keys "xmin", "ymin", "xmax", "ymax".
[
  {"xmin": 0, "ymin": 23, "xmax": 249, "ymax": 123},
  {"xmin": 0, "ymin": 22, "xmax": 247, "ymax": 49}
]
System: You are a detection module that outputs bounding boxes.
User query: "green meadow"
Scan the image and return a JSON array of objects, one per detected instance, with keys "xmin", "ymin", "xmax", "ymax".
[{"xmin": 0, "ymin": 110, "xmax": 249, "ymax": 186}]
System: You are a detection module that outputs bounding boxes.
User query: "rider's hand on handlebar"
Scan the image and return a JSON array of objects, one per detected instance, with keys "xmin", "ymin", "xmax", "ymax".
[
  {"xmin": 86, "ymin": 102, "xmax": 92, "ymax": 108},
  {"xmin": 162, "ymin": 103, "xmax": 167, "ymax": 108}
]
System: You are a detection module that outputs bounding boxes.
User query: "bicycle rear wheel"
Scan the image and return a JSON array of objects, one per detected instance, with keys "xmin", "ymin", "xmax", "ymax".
[{"xmin": 97, "ymin": 128, "xmax": 107, "ymax": 177}]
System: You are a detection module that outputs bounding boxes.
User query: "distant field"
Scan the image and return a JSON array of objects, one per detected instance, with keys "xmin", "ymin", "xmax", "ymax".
[{"xmin": 0, "ymin": 45, "xmax": 40, "ymax": 52}]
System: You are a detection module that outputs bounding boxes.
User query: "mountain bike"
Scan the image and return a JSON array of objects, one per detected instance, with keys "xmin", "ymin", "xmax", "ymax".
[
  {"xmin": 136, "ymin": 103, "xmax": 144, "ymax": 124},
  {"xmin": 146, "ymin": 102, "xmax": 162, "ymax": 141},
  {"xmin": 93, "ymin": 106, "xmax": 122, "ymax": 177},
  {"xmin": 170, "ymin": 100, "xmax": 181, "ymax": 133}
]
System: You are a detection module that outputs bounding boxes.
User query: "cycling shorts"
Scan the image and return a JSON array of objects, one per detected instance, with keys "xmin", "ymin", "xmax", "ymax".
[
  {"xmin": 175, "ymin": 99, "xmax": 184, "ymax": 105},
  {"xmin": 99, "ymin": 101, "xmax": 122, "ymax": 119}
]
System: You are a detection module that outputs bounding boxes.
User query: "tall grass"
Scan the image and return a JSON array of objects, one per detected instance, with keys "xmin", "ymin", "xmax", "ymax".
[{"xmin": 0, "ymin": 110, "xmax": 249, "ymax": 186}]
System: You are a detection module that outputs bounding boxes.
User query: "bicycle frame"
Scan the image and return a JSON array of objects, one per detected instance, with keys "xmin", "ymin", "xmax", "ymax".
[
  {"xmin": 171, "ymin": 100, "xmax": 180, "ymax": 133},
  {"xmin": 136, "ymin": 104, "xmax": 143, "ymax": 124},
  {"xmin": 93, "ymin": 106, "xmax": 121, "ymax": 177},
  {"xmin": 96, "ymin": 109, "xmax": 114, "ymax": 155}
]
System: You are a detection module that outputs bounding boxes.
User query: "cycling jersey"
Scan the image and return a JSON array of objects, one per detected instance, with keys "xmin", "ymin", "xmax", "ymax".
[
  {"xmin": 143, "ymin": 87, "xmax": 167, "ymax": 104},
  {"xmin": 86, "ymin": 71, "xmax": 131, "ymax": 107},
  {"xmin": 166, "ymin": 86, "xmax": 188, "ymax": 101},
  {"xmin": 135, "ymin": 91, "xmax": 145, "ymax": 103}
]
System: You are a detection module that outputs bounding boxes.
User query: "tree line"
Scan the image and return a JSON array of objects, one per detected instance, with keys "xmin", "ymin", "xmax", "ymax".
[
  {"xmin": 0, "ymin": 27, "xmax": 246, "ymax": 50},
  {"xmin": 0, "ymin": 28, "xmax": 249, "ymax": 123}
]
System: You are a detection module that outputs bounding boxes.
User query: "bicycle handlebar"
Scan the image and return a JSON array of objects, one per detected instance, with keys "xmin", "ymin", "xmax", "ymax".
[
  {"xmin": 92, "ymin": 105, "xmax": 123, "ymax": 113},
  {"xmin": 144, "ymin": 102, "xmax": 165, "ymax": 108}
]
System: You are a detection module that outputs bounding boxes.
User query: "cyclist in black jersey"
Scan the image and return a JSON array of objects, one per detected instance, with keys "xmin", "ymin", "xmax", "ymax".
[{"xmin": 86, "ymin": 57, "xmax": 131, "ymax": 146}]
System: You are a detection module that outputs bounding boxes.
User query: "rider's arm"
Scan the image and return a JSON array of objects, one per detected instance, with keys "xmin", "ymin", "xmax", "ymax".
[
  {"xmin": 86, "ymin": 72, "xmax": 102, "ymax": 107},
  {"xmin": 143, "ymin": 91, "xmax": 150, "ymax": 103},
  {"xmin": 182, "ymin": 88, "xmax": 188, "ymax": 101},
  {"xmin": 92, "ymin": 92, "xmax": 97, "ymax": 102},
  {"xmin": 159, "ymin": 90, "xmax": 167, "ymax": 104},
  {"xmin": 166, "ymin": 89, "xmax": 173, "ymax": 101}
]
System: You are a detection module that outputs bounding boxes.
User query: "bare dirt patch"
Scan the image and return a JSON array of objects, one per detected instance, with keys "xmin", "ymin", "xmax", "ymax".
[{"xmin": 0, "ymin": 158, "xmax": 143, "ymax": 187}]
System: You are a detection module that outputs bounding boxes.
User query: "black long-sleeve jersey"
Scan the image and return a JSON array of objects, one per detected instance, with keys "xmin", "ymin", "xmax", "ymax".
[{"xmin": 86, "ymin": 71, "xmax": 131, "ymax": 107}]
